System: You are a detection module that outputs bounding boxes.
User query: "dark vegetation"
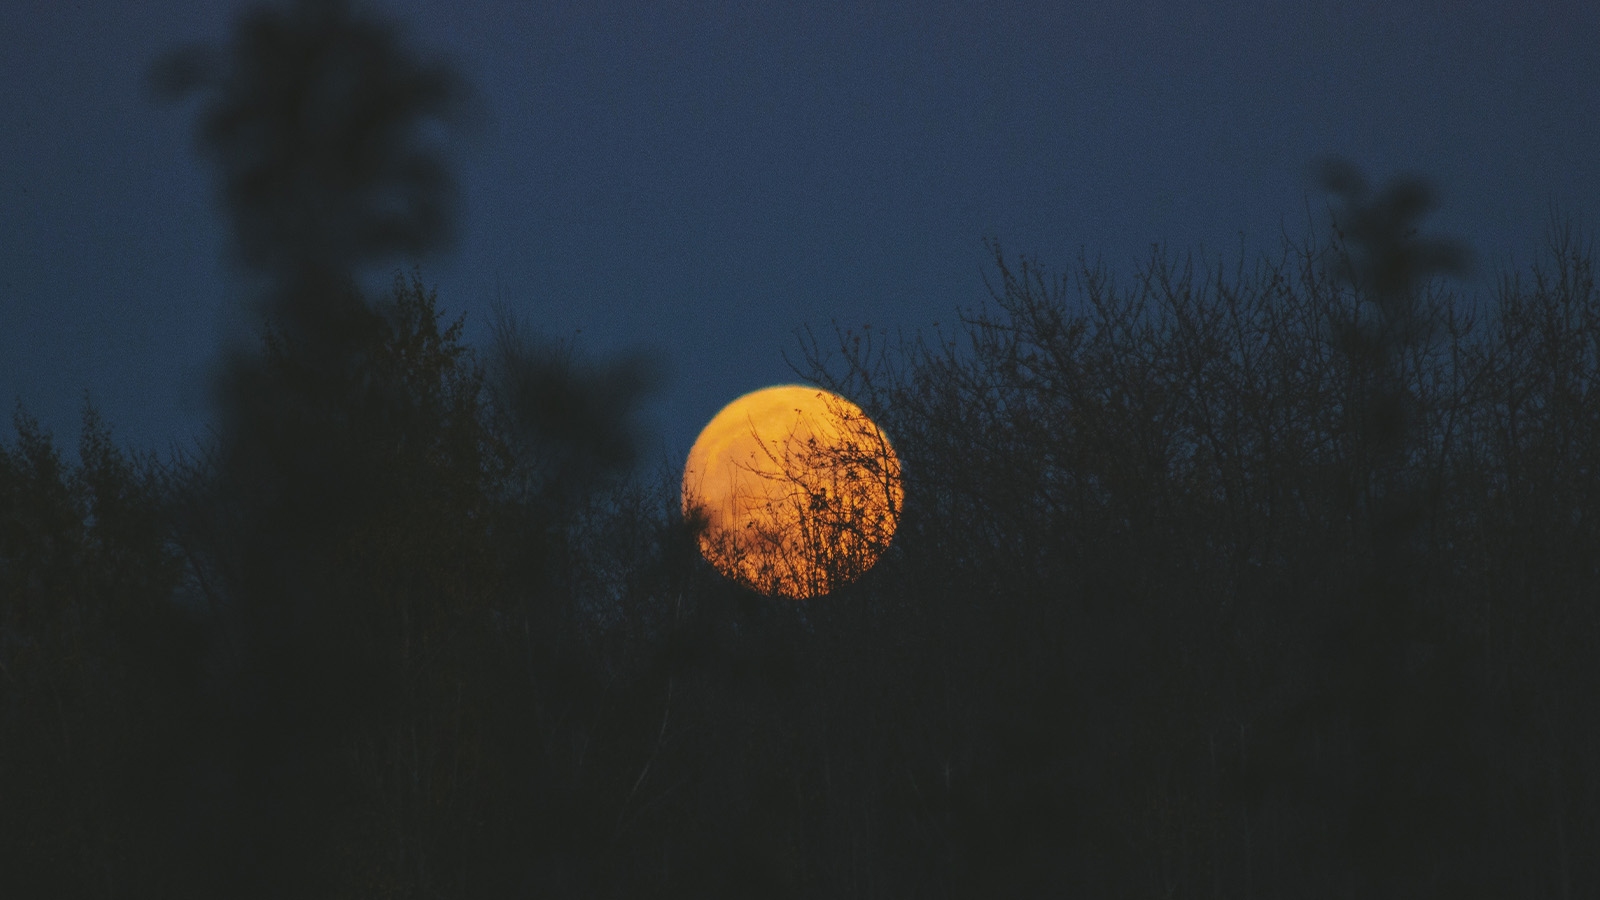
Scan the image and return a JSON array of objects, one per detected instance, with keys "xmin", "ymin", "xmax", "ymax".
[{"xmin": 4, "ymin": 1, "xmax": 1598, "ymax": 896}]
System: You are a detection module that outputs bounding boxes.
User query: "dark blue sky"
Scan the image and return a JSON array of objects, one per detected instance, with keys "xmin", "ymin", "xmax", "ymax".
[{"xmin": 4, "ymin": 0, "xmax": 1598, "ymax": 467}]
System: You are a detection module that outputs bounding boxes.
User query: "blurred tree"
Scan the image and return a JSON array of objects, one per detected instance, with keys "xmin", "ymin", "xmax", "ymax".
[
  {"xmin": 151, "ymin": 0, "xmax": 467, "ymax": 293},
  {"xmin": 150, "ymin": 2, "xmax": 485, "ymax": 894},
  {"xmin": 149, "ymin": 1, "xmax": 657, "ymax": 895},
  {"xmin": 1310, "ymin": 160, "xmax": 1479, "ymax": 896}
]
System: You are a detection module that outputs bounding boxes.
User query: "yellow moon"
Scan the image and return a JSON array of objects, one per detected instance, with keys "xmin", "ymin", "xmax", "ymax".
[{"xmin": 682, "ymin": 384, "xmax": 903, "ymax": 599}]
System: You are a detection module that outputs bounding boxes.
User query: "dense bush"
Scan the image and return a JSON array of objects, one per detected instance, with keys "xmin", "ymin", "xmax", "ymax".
[{"xmin": 782, "ymin": 218, "xmax": 1599, "ymax": 898}]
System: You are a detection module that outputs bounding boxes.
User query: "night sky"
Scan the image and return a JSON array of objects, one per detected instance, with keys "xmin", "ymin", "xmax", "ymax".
[{"xmin": 4, "ymin": 0, "xmax": 1598, "ymax": 467}]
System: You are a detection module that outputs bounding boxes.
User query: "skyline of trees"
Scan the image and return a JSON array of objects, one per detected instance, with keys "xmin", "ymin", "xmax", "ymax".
[{"xmin": 6, "ymin": 201, "xmax": 1597, "ymax": 898}]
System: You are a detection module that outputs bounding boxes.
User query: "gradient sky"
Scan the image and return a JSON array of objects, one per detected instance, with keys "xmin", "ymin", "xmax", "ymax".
[{"xmin": 4, "ymin": 0, "xmax": 1598, "ymax": 468}]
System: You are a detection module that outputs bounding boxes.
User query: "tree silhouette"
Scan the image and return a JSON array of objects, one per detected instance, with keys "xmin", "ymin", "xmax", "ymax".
[
  {"xmin": 1306, "ymin": 160, "xmax": 1478, "ymax": 896},
  {"xmin": 151, "ymin": 0, "xmax": 466, "ymax": 282},
  {"xmin": 145, "ymin": 2, "xmax": 652, "ymax": 895},
  {"xmin": 0, "ymin": 406, "xmax": 195, "ymax": 895},
  {"xmin": 786, "ymin": 181, "xmax": 1596, "ymax": 896}
]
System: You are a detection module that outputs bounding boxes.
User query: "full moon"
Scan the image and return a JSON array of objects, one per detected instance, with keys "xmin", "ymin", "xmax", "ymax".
[{"xmin": 683, "ymin": 384, "xmax": 903, "ymax": 599}]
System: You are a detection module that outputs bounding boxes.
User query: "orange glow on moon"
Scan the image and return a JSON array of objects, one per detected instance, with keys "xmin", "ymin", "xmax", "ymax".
[{"xmin": 682, "ymin": 384, "xmax": 903, "ymax": 599}]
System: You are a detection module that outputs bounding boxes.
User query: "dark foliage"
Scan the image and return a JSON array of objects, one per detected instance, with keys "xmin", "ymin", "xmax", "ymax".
[
  {"xmin": 9, "ymin": 195, "xmax": 1597, "ymax": 900},
  {"xmin": 788, "ymin": 201, "xmax": 1597, "ymax": 897}
]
